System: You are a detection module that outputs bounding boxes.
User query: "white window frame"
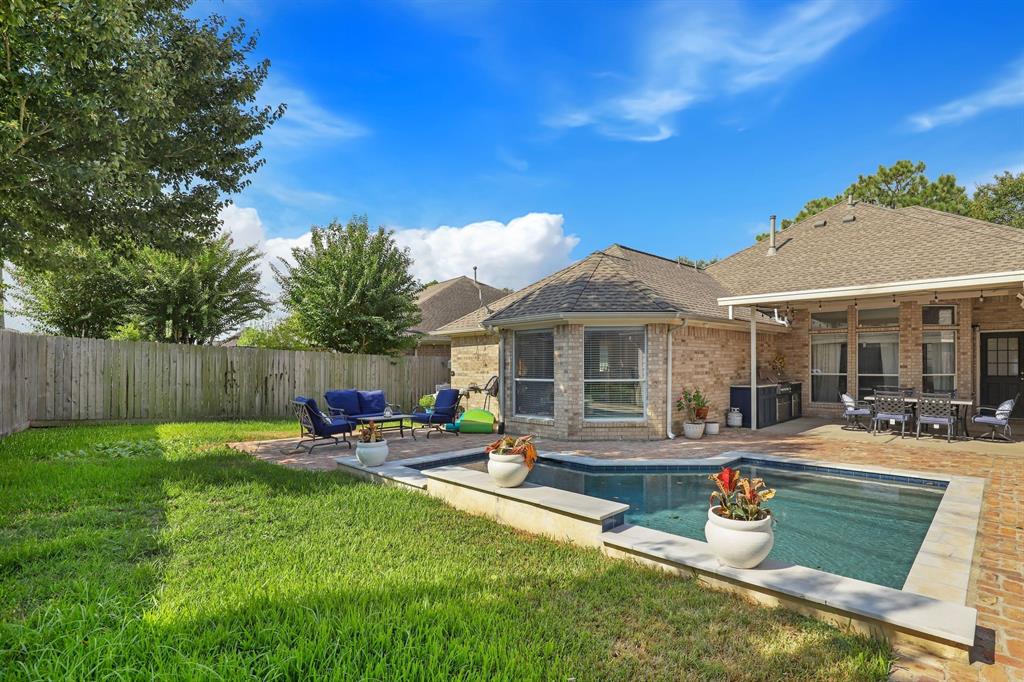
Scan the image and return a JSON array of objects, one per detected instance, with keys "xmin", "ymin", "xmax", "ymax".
[
  {"xmin": 922, "ymin": 304, "xmax": 957, "ymax": 326},
  {"xmin": 922, "ymin": 330, "xmax": 957, "ymax": 392},
  {"xmin": 809, "ymin": 331, "xmax": 848, "ymax": 404},
  {"xmin": 857, "ymin": 331, "xmax": 900, "ymax": 398},
  {"xmin": 582, "ymin": 326, "xmax": 648, "ymax": 422},
  {"xmin": 512, "ymin": 329, "xmax": 554, "ymax": 419}
]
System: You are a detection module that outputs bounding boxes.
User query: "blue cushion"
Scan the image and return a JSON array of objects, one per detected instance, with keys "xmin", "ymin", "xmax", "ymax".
[
  {"xmin": 322, "ymin": 417, "xmax": 355, "ymax": 435},
  {"xmin": 324, "ymin": 389, "xmax": 361, "ymax": 416},
  {"xmin": 876, "ymin": 412, "xmax": 909, "ymax": 421},
  {"xmin": 844, "ymin": 408, "xmax": 871, "ymax": 416},
  {"xmin": 973, "ymin": 414, "xmax": 1007, "ymax": 426},
  {"xmin": 357, "ymin": 390, "xmax": 387, "ymax": 415},
  {"xmin": 433, "ymin": 388, "xmax": 460, "ymax": 415},
  {"xmin": 411, "ymin": 411, "xmax": 454, "ymax": 425},
  {"xmin": 919, "ymin": 415, "xmax": 954, "ymax": 425}
]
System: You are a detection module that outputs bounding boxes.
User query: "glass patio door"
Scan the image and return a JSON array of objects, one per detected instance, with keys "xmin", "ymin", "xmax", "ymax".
[{"xmin": 980, "ymin": 332, "xmax": 1024, "ymax": 418}]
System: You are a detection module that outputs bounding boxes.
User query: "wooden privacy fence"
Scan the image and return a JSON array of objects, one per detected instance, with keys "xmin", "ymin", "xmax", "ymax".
[{"xmin": 0, "ymin": 329, "xmax": 450, "ymax": 433}]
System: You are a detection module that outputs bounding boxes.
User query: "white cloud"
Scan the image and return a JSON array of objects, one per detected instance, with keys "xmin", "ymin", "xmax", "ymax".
[
  {"xmin": 393, "ymin": 213, "xmax": 579, "ymax": 289},
  {"xmin": 908, "ymin": 56, "xmax": 1024, "ymax": 132},
  {"xmin": 219, "ymin": 206, "xmax": 580, "ymax": 305},
  {"xmin": 550, "ymin": 0, "xmax": 880, "ymax": 142},
  {"xmin": 260, "ymin": 79, "xmax": 369, "ymax": 147}
]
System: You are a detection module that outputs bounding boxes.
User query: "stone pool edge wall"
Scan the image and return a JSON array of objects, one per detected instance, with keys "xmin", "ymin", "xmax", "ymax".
[{"xmin": 333, "ymin": 449, "xmax": 980, "ymax": 662}]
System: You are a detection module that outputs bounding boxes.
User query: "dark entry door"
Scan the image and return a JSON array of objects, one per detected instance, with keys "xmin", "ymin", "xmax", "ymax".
[{"xmin": 980, "ymin": 332, "xmax": 1024, "ymax": 418}]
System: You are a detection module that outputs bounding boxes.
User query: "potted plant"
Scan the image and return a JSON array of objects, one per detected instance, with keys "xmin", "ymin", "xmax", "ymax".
[
  {"xmin": 704, "ymin": 467, "xmax": 776, "ymax": 568},
  {"xmin": 676, "ymin": 388, "xmax": 710, "ymax": 439},
  {"xmin": 355, "ymin": 421, "xmax": 388, "ymax": 466},
  {"xmin": 485, "ymin": 435, "xmax": 537, "ymax": 488},
  {"xmin": 418, "ymin": 393, "xmax": 436, "ymax": 411}
]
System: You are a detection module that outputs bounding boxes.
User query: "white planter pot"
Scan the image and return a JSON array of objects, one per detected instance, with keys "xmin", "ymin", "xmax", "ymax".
[
  {"xmin": 682, "ymin": 422, "xmax": 705, "ymax": 440},
  {"xmin": 704, "ymin": 421, "xmax": 720, "ymax": 435},
  {"xmin": 488, "ymin": 452, "xmax": 530, "ymax": 488},
  {"xmin": 704, "ymin": 506, "xmax": 774, "ymax": 569},
  {"xmin": 355, "ymin": 440, "xmax": 389, "ymax": 467}
]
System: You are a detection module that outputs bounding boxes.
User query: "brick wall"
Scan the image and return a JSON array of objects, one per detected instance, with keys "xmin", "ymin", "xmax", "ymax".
[
  {"xmin": 411, "ymin": 342, "xmax": 451, "ymax": 360},
  {"xmin": 669, "ymin": 323, "xmax": 781, "ymax": 430},
  {"xmin": 449, "ymin": 333, "xmax": 500, "ymax": 418}
]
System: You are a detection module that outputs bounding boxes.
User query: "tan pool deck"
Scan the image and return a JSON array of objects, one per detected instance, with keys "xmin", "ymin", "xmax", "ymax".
[{"xmin": 231, "ymin": 418, "xmax": 1024, "ymax": 682}]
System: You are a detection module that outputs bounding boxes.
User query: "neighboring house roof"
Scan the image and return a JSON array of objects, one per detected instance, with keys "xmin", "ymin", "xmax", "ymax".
[
  {"xmin": 706, "ymin": 201, "xmax": 1024, "ymax": 298},
  {"xmin": 411, "ymin": 276, "xmax": 505, "ymax": 336},
  {"xmin": 435, "ymin": 245, "xmax": 762, "ymax": 334}
]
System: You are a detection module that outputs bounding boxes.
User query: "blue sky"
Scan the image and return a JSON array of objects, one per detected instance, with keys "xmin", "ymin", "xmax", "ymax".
[
  {"xmin": 205, "ymin": 0, "xmax": 1023, "ymax": 294},
  {"xmin": 14, "ymin": 0, "xmax": 1022, "ymax": 332}
]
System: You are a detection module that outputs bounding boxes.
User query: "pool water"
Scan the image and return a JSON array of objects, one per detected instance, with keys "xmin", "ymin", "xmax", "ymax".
[{"xmin": 462, "ymin": 459, "xmax": 944, "ymax": 588}]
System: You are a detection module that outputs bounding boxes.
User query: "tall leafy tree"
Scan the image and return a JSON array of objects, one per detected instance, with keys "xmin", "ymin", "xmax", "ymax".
[
  {"xmin": 237, "ymin": 315, "xmax": 315, "ymax": 351},
  {"xmin": 761, "ymin": 161, "xmax": 973, "ymax": 238},
  {"xmin": 0, "ymin": 0, "xmax": 283, "ymax": 325},
  {"xmin": 127, "ymin": 235, "xmax": 271, "ymax": 344},
  {"xmin": 971, "ymin": 171, "xmax": 1024, "ymax": 229},
  {"xmin": 274, "ymin": 216, "xmax": 422, "ymax": 355},
  {"xmin": 10, "ymin": 238, "xmax": 130, "ymax": 338}
]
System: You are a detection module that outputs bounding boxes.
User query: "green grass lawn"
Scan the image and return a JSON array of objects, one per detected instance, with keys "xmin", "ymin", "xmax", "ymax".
[{"xmin": 0, "ymin": 422, "xmax": 892, "ymax": 680}]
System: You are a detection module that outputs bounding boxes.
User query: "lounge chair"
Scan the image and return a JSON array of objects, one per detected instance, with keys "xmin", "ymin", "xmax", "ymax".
[
  {"xmin": 871, "ymin": 390, "xmax": 913, "ymax": 438},
  {"xmin": 293, "ymin": 397, "xmax": 355, "ymax": 451},
  {"xmin": 323, "ymin": 389, "xmax": 402, "ymax": 419},
  {"xmin": 916, "ymin": 393, "xmax": 956, "ymax": 442},
  {"xmin": 410, "ymin": 388, "xmax": 463, "ymax": 438},
  {"xmin": 840, "ymin": 393, "xmax": 871, "ymax": 430},
  {"xmin": 971, "ymin": 394, "xmax": 1018, "ymax": 441}
]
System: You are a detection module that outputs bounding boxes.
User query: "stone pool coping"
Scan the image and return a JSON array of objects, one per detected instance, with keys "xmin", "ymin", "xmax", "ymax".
[{"xmin": 333, "ymin": 447, "xmax": 984, "ymax": 659}]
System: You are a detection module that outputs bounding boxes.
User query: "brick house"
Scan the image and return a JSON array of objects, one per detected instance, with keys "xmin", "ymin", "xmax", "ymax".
[{"xmin": 435, "ymin": 200, "xmax": 1024, "ymax": 439}]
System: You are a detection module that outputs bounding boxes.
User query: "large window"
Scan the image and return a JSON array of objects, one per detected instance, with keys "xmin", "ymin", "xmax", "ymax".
[
  {"xmin": 583, "ymin": 328, "xmax": 646, "ymax": 419},
  {"xmin": 810, "ymin": 333, "xmax": 847, "ymax": 402},
  {"xmin": 514, "ymin": 330, "xmax": 554, "ymax": 417},
  {"xmin": 858, "ymin": 306, "xmax": 900, "ymax": 328},
  {"xmin": 923, "ymin": 331, "xmax": 956, "ymax": 393},
  {"xmin": 923, "ymin": 305, "xmax": 956, "ymax": 326},
  {"xmin": 810, "ymin": 310, "xmax": 848, "ymax": 330},
  {"xmin": 858, "ymin": 332, "xmax": 899, "ymax": 399}
]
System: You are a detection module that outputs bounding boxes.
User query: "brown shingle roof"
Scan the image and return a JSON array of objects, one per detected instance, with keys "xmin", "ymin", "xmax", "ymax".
[
  {"xmin": 411, "ymin": 276, "xmax": 505, "ymax": 335},
  {"xmin": 434, "ymin": 245, "xmax": 761, "ymax": 334},
  {"xmin": 706, "ymin": 202, "xmax": 1024, "ymax": 297}
]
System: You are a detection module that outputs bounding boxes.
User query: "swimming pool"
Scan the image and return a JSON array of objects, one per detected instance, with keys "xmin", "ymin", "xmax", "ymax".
[{"xmin": 439, "ymin": 456, "xmax": 945, "ymax": 589}]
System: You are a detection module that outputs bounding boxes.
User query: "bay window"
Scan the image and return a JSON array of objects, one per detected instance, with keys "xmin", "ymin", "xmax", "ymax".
[
  {"xmin": 810, "ymin": 333, "xmax": 847, "ymax": 402},
  {"xmin": 923, "ymin": 331, "xmax": 956, "ymax": 393},
  {"xmin": 514, "ymin": 330, "xmax": 554, "ymax": 417},
  {"xmin": 858, "ymin": 332, "xmax": 899, "ymax": 399},
  {"xmin": 584, "ymin": 328, "xmax": 646, "ymax": 419}
]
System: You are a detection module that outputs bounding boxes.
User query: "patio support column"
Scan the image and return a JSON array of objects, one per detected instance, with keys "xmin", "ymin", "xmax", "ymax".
[{"xmin": 750, "ymin": 308, "xmax": 758, "ymax": 431}]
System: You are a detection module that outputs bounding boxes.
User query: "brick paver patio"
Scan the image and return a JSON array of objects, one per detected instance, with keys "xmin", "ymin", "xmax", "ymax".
[{"xmin": 232, "ymin": 418, "xmax": 1024, "ymax": 681}]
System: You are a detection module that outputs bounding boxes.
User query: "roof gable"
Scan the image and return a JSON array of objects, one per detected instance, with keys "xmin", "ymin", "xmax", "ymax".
[{"xmin": 411, "ymin": 276, "xmax": 505, "ymax": 334}]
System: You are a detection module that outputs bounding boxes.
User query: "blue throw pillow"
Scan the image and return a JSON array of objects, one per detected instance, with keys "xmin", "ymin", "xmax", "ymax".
[
  {"xmin": 358, "ymin": 390, "xmax": 387, "ymax": 415},
  {"xmin": 324, "ymin": 389, "xmax": 361, "ymax": 416}
]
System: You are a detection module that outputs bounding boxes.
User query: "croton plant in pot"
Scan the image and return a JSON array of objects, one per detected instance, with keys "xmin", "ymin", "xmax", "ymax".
[
  {"xmin": 485, "ymin": 435, "xmax": 537, "ymax": 488},
  {"xmin": 704, "ymin": 467, "xmax": 777, "ymax": 568},
  {"xmin": 355, "ymin": 421, "xmax": 388, "ymax": 467},
  {"xmin": 676, "ymin": 388, "xmax": 711, "ymax": 439}
]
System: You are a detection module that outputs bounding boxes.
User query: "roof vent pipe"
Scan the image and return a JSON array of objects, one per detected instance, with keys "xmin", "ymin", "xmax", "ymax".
[
  {"xmin": 767, "ymin": 215, "xmax": 777, "ymax": 256},
  {"xmin": 473, "ymin": 266, "xmax": 493, "ymax": 314}
]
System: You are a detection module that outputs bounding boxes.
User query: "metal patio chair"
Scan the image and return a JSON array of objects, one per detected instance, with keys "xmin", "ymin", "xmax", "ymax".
[
  {"xmin": 293, "ymin": 397, "xmax": 355, "ymax": 452},
  {"xmin": 916, "ymin": 393, "xmax": 956, "ymax": 442},
  {"xmin": 971, "ymin": 393, "xmax": 1018, "ymax": 441},
  {"xmin": 840, "ymin": 393, "xmax": 872, "ymax": 430},
  {"xmin": 871, "ymin": 390, "xmax": 914, "ymax": 438}
]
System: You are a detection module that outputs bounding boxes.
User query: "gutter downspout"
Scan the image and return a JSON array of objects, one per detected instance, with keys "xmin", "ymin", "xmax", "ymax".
[
  {"xmin": 666, "ymin": 326, "xmax": 675, "ymax": 439},
  {"xmin": 497, "ymin": 332, "xmax": 506, "ymax": 432}
]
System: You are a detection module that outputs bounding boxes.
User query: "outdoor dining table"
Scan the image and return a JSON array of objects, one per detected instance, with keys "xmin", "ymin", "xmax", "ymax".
[{"xmin": 863, "ymin": 394, "xmax": 974, "ymax": 438}]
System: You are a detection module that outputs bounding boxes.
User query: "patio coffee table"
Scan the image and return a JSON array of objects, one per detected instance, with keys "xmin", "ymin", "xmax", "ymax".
[{"xmin": 354, "ymin": 414, "xmax": 414, "ymax": 439}]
